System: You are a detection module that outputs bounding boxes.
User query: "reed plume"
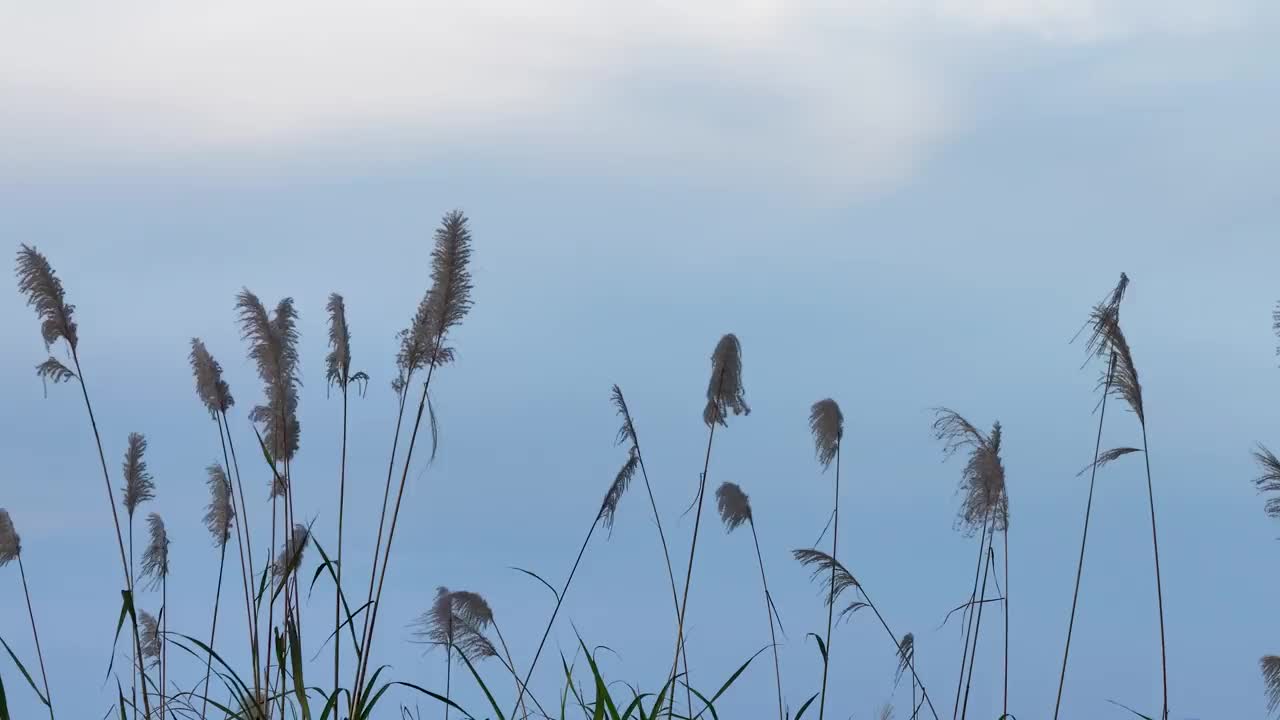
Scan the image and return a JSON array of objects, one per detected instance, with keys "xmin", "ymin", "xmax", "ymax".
[
  {"xmin": 200, "ymin": 464, "xmax": 234, "ymax": 720},
  {"xmin": 140, "ymin": 513, "xmax": 170, "ymax": 590},
  {"xmin": 237, "ymin": 291, "xmax": 302, "ymax": 464},
  {"xmin": 931, "ymin": 408, "xmax": 1006, "ymax": 720},
  {"xmin": 716, "ymin": 482, "xmax": 784, "ymax": 720},
  {"xmin": 273, "ymin": 524, "xmax": 310, "ymax": 589},
  {"xmin": 1055, "ymin": 273, "xmax": 1138, "ymax": 720},
  {"xmin": 1076, "ymin": 447, "xmax": 1141, "ymax": 477},
  {"xmin": 809, "ymin": 398, "xmax": 844, "ymax": 720},
  {"xmin": 665, "ymin": 333, "xmax": 748, "ymax": 719},
  {"xmin": 190, "ymin": 339, "xmax": 235, "ymax": 418},
  {"xmin": 792, "ymin": 549, "xmax": 940, "ymax": 720},
  {"xmin": 0, "ymin": 509, "xmax": 53, "ymax": 718},
  {"xmin": 1262, "ymin": 655, "xmax": 1280, "ymax": 715},
  {"xmin": 140, "ymin": 611, "xmax": 162, "ymax": 665},
  {"xmin": 122, "ymin": 433, "xmax": 156, "ymax": 518},
  {"xmin": 356, "ymin": 211, "xmax": 474, "ymax": 712},
  {"xmin": 898, "ymin": 633, "xmax": 918, "ymax": 720},
  {"xmin": 14, "ymin": 245, "xmax": 152, "ymax": 718}
]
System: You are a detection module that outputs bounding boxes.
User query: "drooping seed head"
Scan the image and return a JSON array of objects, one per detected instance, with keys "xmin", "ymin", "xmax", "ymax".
[
  {"xmin": 190, "ymin": 338, "xmax": 234, "ymax": 418},
  {"xmin": 139, "ymin": 610, "xmax": 162, "ymax": 665},
  {"xmin": 0, "ymin": 509, "xmax": 20, "ymax": 566},
  {"xmin": 238, "ymin": 290, "xmax": 302, "ymax": 463},
  {"xmin": 932, "ymin": 409, "xmax": 1009, "ymax": 534},
  {"xmin": 140, "ymin": 513, "xmax": 170, "ymax": 589},
  {"xmin": 703, "ymin": 334, "xmax": 749, "ymax": 427},
  {"xmin": 809, "ymin": 399, "xmax": 843, "ymax": 469},
  {"xmin": 715, "ymin": 482, "xmax": 752, "ymax": 532},
  {"xmin": 272, "ymin": 524, "xmax": 310, "ymax": 584},
  {"xmin": 16, "ymin": 244, "xmax": 77, "ymax": 351},
  {"xmin": 203, "ymin": 463, "xmax": 235, "ymax": 547},
  {"xmin": 896, "ymin": 632, "xmax": 914, "ymax": 684}
]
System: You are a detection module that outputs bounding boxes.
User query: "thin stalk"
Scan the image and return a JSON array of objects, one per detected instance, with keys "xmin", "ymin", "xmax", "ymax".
[
  {"xmin": 216, "ymin": 417, "xmax": 260, "ymax": 696},
  {"xmin": 265, "ymin": 489, "xmax": 278, "ymax": 720},
  {"xmin": 17, "ymin": 554, "xmax": 53, "ymax": 720},
  {"xmin": 1053, "ymin": 353, "xmax": 1116, "ymax": 720},
  {"xmin": 633, "ymin": 434, "xmax": 693, "ymax": 717},
  {"xmin": 68, "ymin": 348, "xmax": 152, "ymax": 720},
  {"xmin": 1140, "ymin": 426, "xmax": 1168, "ymax": 720},
  {"xmin": 748, "ymin": 520, "xmax": 784, "ymax": 720},
  {"xmin": 199, "ymin": 537, "xmax": 229, "ymax": 720},
  {"xmin": 857, "ymin": 584, "xmax": 941, "ymax": 720},
  {"xmin": 508, "ymin": 516, "xmax": 599, "ymax": 719},
  {"xmin": 818, "ymin": 445, "xmax": 841, "ymax": 720},
  {"xmin": 952, "ymin": 516, "xmax": 991, "ymax": 720},
  {"xmin": 356, "ymin": 355, "xmax": 441, "ymax": 706},
  {"xmin": 444, "ymin": 646, "xmax": 452, "ymax": 720},
  {"xmin": 351, "ymin": 370, "xmax": 415, "ymax": 714},
  {"xmin": 162, "ymin": 574, "xmax": 168, "ymax": 720},
  {"xmin": 493, "ymin": 622, "xmax": 535, "ymax": 720},
  {"xmin": 1002, "ymin": 528, "xmax": 1009, "ymax": 719},
  {"xmin": 911, "ymin": 661, "xmax": 918, "ymax": 720},
  {"xmin": 959, "ymin": 544, "xmax": 995, "ymax": 720},
  {"xmin": 335, "ymin": 387, "xmax": 350, "ymax": 698},
  {"xmin": 667, "ymin": 419, "xmax": 719, "ymax": 717},
  {"xmin": 129, "ymin": 516, "xmax": 137, "ymax": 720}
]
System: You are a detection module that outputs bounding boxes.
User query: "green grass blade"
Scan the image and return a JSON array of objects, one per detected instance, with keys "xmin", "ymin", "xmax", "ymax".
[
  {"xmin": 388, "ymin": 682, "xmax": 473, "ymax": 719},
  {"xmin": 0, "ymin": 634, "xmax": 48, "ymax": 707},
  {"xmin": 510, "ymin": 566, "xmax": 561, "ymax": 602},
  {"xmin": 792, "ymin": 692, "xmax": 819, "ymax": 719},
  {"xmin": 0, "ymin": 670, "xmax": 10, "ymax": 720},
  {"xmin": 681, "ymin": 685, "xmax": 717, "ymax": 720},
  {"xmin": 452, "ymin": 643, "xmax": 506, "ymax": 720},
  {"xmin": 689, "ymin": 646, "xmax": 766, "ymax": 719},
  {"xmin": 287, "ymin": 618, "xmax": 312, "ymax": 720}
]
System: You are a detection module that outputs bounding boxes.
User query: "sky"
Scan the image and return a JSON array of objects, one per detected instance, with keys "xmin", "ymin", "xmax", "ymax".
[{"xmin": 1, "ymin": 1, "xmax": 1279, "ymax": 718}]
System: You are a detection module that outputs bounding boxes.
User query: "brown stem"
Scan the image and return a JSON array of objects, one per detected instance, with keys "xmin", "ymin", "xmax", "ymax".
[
  {"xmin": 216, "ymin": 416, "xmax": 261, "ymax": 696},
  {"xmin": 1140, "ymin": 425, "xmax": 1169, "ymax": 720},
  {"xmin": 17, "ymin": 554, "xmax": 53, "ymax": 719},
  {"xmin": 1053, "ymin": 352, "xmax": 1116, "ymax": 719},
  {"xmin": 667, "ymin": 419, "xmax": 718, "ymax": 718},
  {"xmin": 959, "ymin": 544, "xmax": 995, "ymax": 720},
  {"xmin": 199, "ymin": 537, "xmax": 229, "ymax": 720},
  {"xmin": 68, "ymin": 348, "xmax": 152, "ymax": 720},
  {"xmin": 356, "ymin": 355, "xmax": 441, "ymax": 706},
  {"xmin": 335, "ymin": 387, "xmax": 349, "ymax": 699},
  {"xmin": 818, "ymin": 445, "xmax": 841, "ymax": 720},
  {"xmin": 952, "ymin": 516, "xmax": 990, "ymax": 720},
  {"xmin": 748, "ymin": 521, "xmax": 784, "ymax": 720}
]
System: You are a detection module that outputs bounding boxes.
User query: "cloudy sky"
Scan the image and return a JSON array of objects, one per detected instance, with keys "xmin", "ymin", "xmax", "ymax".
[{"xmin": 1, "ymin": 1, "xmax": 1278, "ymax": 718}]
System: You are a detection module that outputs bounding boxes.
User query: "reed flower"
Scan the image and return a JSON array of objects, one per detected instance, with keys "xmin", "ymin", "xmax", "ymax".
[
  {"xmin": 1263, "ymin": 655, "xmax": 1280, "ymax": 715},
  {"xmin": 140, "ymin": 513, "xmax": 170, "ymax": 589},
  {"xmin": 190, "ymin": 339, "xmax": 234, "ymax": 417},
  {"xmin": 703, "ymin": 334, "xmax": 749, "ymax": 426},
  {"xmin": 121, "ymin": 432, "xmax": 155, "ymax": 517},
  {"xmin": 203, "ymin": 463, "xmax": 235, "ymax": 546},
  {"xmin": 0, "ymin": 509, "xmax": 20, "ymax": 566},
  {"xmin": 932, "ymin": 410, "xmax": 1007, "ymax": 534},
  {"xmin": 397, "ymin": 210, "xmax": 474, "ymax": 376},
  {"xmin": 809, "ymin": 399, "xmax": 843, "ymax": 469},
  {"xmin": 715, "ymin": 482, "xmax": 752, "ymax": 531},
  {"xmin": 237, "ymin": 290, "xmax": 302, "ymax": 462},
  {"xmin": 272, "ymin": 524, "xmax": 310, "ymax": 583},
  {"xmin": 139, "ymin": 611, "xmax": 162, "ymax": 665},
  {"xmin": 16, "ymin": 244, "xmax": 77, "ymax": 351}
]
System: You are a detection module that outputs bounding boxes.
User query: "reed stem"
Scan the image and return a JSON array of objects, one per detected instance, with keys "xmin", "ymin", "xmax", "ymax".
[
  {"xmin": 857, "ymin": 585, "xmax": 941, "ymax": 720},
  {"xmin": 952, "ymin": 516, "xmax": 990, "ymax": 720},
  {"xmin": 335, "ymin": 387, "xmax": 349, "ymax": 699},
  {"xmin": 1053, "ymin": 352, "xmax": 1116, "ymax": 719},
  {"xmin": 818, "ymin": 445, "xmax": 841, "ymax": 720},
  {"xmin": 668, "ymin": 419, "xmax": 718, "ymax": 718},
  {"xmin": 199, "ymin": 536, "xmax": 228, "ymax": 720},
  {"xmin": 749, "ymin": 520, "xmax": 784, "ymax": 720},
  {"xmin": 1140, "ymin": 426, "xmax": 1169, "ymax": 720},
  {"xmin": 959, "ymin": 544, "xmax": 994, "ymax": 720},
  {"xmin": 1002, "ymin": 528, "xmax": 1009, "ymax": 719},
  {"xmin": 17, "ymin": 554, "xmax": 53, "ymax": 720}
]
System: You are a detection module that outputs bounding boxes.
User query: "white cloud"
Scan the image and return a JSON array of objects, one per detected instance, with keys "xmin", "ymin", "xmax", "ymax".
[{"xmin": 0, "ymin": 0, "xmax": 1257, "ymax": 191}]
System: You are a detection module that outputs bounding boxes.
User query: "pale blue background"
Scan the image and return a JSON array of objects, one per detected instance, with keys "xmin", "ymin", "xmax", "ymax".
[{"xmin": 1, "ymin": 2, "xmax": 1278, "ymax": 718}]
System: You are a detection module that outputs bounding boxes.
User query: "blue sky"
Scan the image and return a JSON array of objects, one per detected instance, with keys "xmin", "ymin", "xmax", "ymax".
[{"xmin": 1, "ymin": 2, "xmax": 1279, "ymax": 718}]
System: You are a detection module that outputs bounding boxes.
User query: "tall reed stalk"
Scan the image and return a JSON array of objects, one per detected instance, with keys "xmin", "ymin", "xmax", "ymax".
[
  {"xmin": 354, "ymin": 210, "xmax": 474, "ymax": 710},
  {"xmin": 715, "ymin": 482, "xmax": 784, "ymax": 720},
  {"xmin": 0, "ymin": 510, "xmax": 54, "ymax": 720},
  {"xmin": 16, "ymin": 245, "xmax": 153, "ymax": 719},
  {"xmin": 809, "ymin": 399, "xmax": 843, "ymax": 720},
  {"xmin": 666, "ymin": 333, "xmax": 749, "ymax": 717},
  {"xmin": 959, "ymin": 545, "xmax": 995, "ymax": 720}
]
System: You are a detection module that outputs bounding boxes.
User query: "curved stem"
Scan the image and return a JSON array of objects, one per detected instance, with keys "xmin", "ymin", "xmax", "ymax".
[
  {"xmin": 819, "ymin": 446, "xmax": 841, "ymax": 720},
  {"xmin": 667, "ymin": 420, "xmax": 718, "ymax": 718},
  {"xmin": 857, "ymin": 585, "xmax": 941, "ymax": 720},
  {"xmin": 1053, "ymin": 352, "xmax": 1116, "ymax": 720},
  {"xmin": 749, "ymin": 521, "xmax": 785, "ymax": 720},
  {"xmin": 18, "ymin": 554, "xmax": 53, "ymax": 720},
  {"xmin": 959, "ymin": 543, "xmax": 994, "ymax": 720},
  {"xmin": 1140, "ymin": 425, "xmax": 1168, "ymax": 720},
  {"xmin": 199, "ymin": 539, "xmax": 229, "ymax": 720},
  {"xmin": 509, "ymin": 517, "xmax": 599, "ymax": 719}
]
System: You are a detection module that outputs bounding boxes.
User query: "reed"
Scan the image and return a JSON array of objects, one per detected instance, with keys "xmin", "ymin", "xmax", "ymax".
[
  {"xmin": 0, "ymin": 509, "xmax": 53, "ymax": 720},
  {"xmin": 808, "ymin": 398, "xmax": 843, "ymax": 720},
  {"xmin": 715, "ymin": 481, "xmax": 785, "ymax": 720},
  {"xmin": 15, "ymin": 246, "xmax": 153, "ymax": 719}
]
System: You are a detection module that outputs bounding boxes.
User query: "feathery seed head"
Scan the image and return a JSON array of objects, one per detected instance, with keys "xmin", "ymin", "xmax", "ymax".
[
  {"xmin": 896, "ymin": 633, "xmax": 914, "ymax": 684},
  {"xmin": 140, "ymin": 512, "xmax": 170, "ymax": 589},
  {"xmin": 139, "ymin": 611, "xmax": 162, "ymax": 664},
  {"xmin": 809, "ymin": 399, "xmax": 843, "ymax": 469},
  {"xmin": 1253, "ymin": 445, "xmax": 1280, "ymax": 519},
  {"xmin": 412, "ymin": 587, "xmax": 498, "ymax": 661},
  {"xmin": 611, "ymin": 384, "xmax": 638, "ymax": 447},
  {"xmin": 933, "ymin": 409, "xmax": 1008, "ymax": 534},
  {"xmin": 715, "ymin": 482, "xmax": 752, "ymax": 532},
  {"xmin": 398, "ymin": 210, "xmax": 474, "ymax": 376},
  {"xmin": 1082, "ymin": 273, "xmax": 1129, "ymax": 359},
  {"xmin": 204, "ymin": 463, "xmax": 235, "ymax": 546},
  {"xmin": 703, "ymin": 334, "xmax": 749, "ymax": 427},
  {"xmin": 1091, "ymin": 311, "xmax": 1145, "ymax": 424},
  {"xmin": 121, "ymin": 432, "xmax": 155, "ymax": 516},
  {"xmin": 1076, "ymin": 447, "xmax": 1141, "ymax": 477},
  {"xmin": 238, "ymin": 290, "xmax": 302, "ymax": 462},
  {"xmin": 600, "ymin": 447, "xmax": 639, "ymax": 531},
  {"xmin": 16, "ymin": 244, "xmax": 78, "ymax": 351},
  {"xmin": 325, "ymin": 293, "xmax": 353, "ymax": 389},
  {"xmin": 189, "ymin": 338, "xmax": 234, "ymax": 417},
  {"xmin": 0, "ymin": 509, "xmax": 20, "ymax": 566},
  {"xmin": 1263, "ymin": 655, "xmax": 1280, "ymax": 715},
  {"xmin": 272, "ymin": 524, "xmax": 310, "ymax": 583},
  {"xmin": 793, "ymin": 548, "xmax": 860, "ymax": 607}
]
